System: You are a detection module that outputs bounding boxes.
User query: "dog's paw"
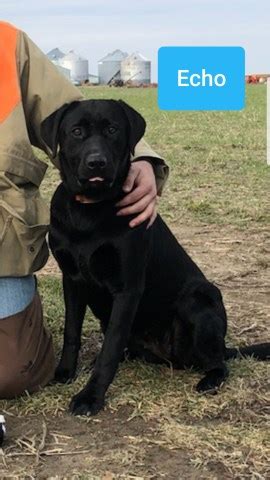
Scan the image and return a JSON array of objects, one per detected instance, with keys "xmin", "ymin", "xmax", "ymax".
[
  {"xmin": 196, "ymin": 377, "xmax": 219, "ymax": 394},
  {"xmin": 54, "ymin": 365, "xmax": 76, "ymax": 384},
  {"xmin": 69, "ymin": 389, "xmax": 105, "ymax": 416},
  {"xmin": 196, "ymin": 367, "xmax": 228, "ymax": 394}
]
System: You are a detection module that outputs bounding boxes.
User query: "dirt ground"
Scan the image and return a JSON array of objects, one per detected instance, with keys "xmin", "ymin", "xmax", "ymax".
[
  {"xmin": 2, "ymin": 409, "xmax": 219, "ymax": 479},
  {"xmin": 0, "ymin": 223, "xmax": 269, "ymax": 479}
]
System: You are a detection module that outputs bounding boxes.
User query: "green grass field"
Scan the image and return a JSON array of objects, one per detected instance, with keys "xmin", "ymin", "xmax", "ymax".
[{"xmin": 0, "ymin": 85, "xmax": 269, "ymax": 479}]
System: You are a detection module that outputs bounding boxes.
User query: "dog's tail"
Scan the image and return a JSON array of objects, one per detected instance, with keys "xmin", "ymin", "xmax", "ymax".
[{"xmin": 225, "ymin": 343, "xmax": 270, "ymax": 361}]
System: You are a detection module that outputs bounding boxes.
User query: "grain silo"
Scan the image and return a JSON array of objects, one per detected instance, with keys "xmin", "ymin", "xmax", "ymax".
[
  {"xmin": 59, "ymin": 50, "xmax": 89, "ymax": 84},
  {"xmin": 98, "ymin": 50, "xmax": 128, "ymax": 85},
  {"xmin": 46, "ymin": 48, "xmax": 71, "ymax": 80},
  {"xmin": 121, "ymin": 52, "xmax": 151, "ymax": 85},
  {"xmin": 47, "ymin": 48, "xmax": 65, "ymax": 62}
]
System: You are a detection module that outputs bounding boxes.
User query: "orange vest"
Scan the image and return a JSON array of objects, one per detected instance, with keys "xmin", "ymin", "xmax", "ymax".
[{"xmin": 0, "ymin": 22, "xmax": 20, "ymax": 123}]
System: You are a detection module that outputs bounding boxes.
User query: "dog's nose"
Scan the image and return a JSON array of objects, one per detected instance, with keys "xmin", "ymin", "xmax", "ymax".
[{"xmin": 85, "ymin": 154, "xmax": 107, "ymax": 170}]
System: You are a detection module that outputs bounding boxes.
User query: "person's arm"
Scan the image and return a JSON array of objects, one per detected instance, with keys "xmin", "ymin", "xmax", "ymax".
[
  {"xmin": 131, "ymin": 138, "xmax": 169, "ymax": 196},
  {"xmin": 116, "ymin": 139, "xmax": 169, "ymax": 227}
]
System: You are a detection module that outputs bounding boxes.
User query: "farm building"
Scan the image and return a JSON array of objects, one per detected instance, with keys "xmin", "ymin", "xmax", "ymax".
[
  {"xmin": 47, "ymin": 47, "xmax": 152, "ymax": 85},
  {"xmin": 88, "ymin": 73, "xmax": 99, "ymax": 84},
  {"xmin": 59, "ymin": 50, "xmax": 89, "ymax": 84},
  {"xmin": 47, "ymin": 48, "xmax": 89, "ymax": 84},
  {"xmin": 47, "ymin": 48, "xmax": 71, "ymax": 80},
  {"xmin": 98, "ymin": 50, "xmax": 128, "ymax": 85},
  {"xmin": 47, "ymin": 47, "xmax": 65, "ymax": 62},
  {"xmin": 121, "ymin": 52, "xmax": 151, "ymax": 85}
]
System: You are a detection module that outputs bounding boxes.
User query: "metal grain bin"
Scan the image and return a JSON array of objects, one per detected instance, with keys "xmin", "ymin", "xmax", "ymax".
[
  {"xmin": 59, "ymin": 50, "xmax": 89, "ymax": 84},
  {"xmin": 98, "ymin": 50, "xmax": 128, "ymax": 85},
  {"xmin": 89, "ymin": 74, "xmax": 99, "ymax": 84},
  {"xmin": 46, "ymin": 49, "xmax": 71, "ymax": 80},
  {"xmin": 121, "ymin": 52, "xmax": 151, "ymax": 85},
  {"xmin": 47, "ymin": 48, "xmax": 65, "ymax": 62}
]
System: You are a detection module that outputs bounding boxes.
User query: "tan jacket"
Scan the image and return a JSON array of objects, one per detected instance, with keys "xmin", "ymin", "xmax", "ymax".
[{"xmin": 0, "ymin": 22, "xmax": 169, "ymax": 277}]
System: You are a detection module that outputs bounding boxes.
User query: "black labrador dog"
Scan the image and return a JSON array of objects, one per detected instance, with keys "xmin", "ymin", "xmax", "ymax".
[{"xmin": 41, "ymin": 99, "xmax": 269, "ymax": 416}]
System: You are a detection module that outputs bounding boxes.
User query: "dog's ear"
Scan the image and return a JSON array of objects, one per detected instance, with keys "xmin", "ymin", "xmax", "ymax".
[
  {"xmin": 41, "ymin": 101, "xmax": 79, "ymax": 157},
  {"xmin": 117, "ymin": 100, "xmax": 146, "ymax": 154}
]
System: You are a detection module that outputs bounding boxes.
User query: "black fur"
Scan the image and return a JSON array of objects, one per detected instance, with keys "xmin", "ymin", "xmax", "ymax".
[{"xmin": 42, "ymin": 99, "xmax": 270, "ymax": 416}]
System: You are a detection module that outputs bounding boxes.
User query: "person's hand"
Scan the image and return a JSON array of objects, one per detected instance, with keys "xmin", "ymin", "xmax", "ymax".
[{"xmin": 116, "ymin": 160, "xmax": 157, "ymax": 228}]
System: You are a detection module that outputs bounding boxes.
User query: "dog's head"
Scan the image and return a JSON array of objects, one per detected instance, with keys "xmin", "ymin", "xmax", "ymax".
[{"xmin": 41, "ymin": 99, "xmax": 146, "ymax": 200}]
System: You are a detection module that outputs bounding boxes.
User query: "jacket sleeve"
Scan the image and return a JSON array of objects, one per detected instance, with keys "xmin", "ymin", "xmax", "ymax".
[
  {"xmin": 17, "ymin": 30, "xmax": 83, "ymax": 158},
  {"xmin": 131, "ymin": 138, "xmax": 169, "ymax": 195}
]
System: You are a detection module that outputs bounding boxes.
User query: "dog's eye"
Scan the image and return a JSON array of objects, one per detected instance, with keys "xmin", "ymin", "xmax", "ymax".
[
  {"xmin": 106, "ymin": 126, "xmax": 117, "ymax": 135},
  {"xmin": 72, "ymin": 127, "xmax": 82, "ymax": 137}
]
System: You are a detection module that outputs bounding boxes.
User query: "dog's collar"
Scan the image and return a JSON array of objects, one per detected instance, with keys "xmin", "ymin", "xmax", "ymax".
[{"xmin": 74, "ymin": 195, "xmax": 102, "ymax": 204}]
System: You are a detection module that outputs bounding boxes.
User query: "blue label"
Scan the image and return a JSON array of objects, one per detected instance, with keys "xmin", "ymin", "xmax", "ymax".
[{"xmin": 158, "ymin": 47, "xmax": 245, "ymax": 111}]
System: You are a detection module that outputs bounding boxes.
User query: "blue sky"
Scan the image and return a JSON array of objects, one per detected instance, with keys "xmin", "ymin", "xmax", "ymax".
[{"xmin": 2, "ymin": 0, "xmax": 270, "ymax": 80}]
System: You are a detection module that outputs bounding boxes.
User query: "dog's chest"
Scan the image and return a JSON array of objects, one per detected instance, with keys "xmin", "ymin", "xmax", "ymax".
[
  {"xmin": 50, "ymin": 196, "xmax": 137, "ymax": 289},
  {"xmin": 50, "ymin": 213, "xmax": 125, "ymax": 291},
  {"xmin": 52, "ymin": 235, "xmax": 116, "ymax": 284}
]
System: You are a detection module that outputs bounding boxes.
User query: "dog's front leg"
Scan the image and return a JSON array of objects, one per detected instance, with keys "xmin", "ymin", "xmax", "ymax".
[
  {"xmin": 55, "ymin": 275, "xmax": 87, "ymax": 383},
  {"xmin": 70, "ymin": 290, "xmax": 141, "ymax": 416}
]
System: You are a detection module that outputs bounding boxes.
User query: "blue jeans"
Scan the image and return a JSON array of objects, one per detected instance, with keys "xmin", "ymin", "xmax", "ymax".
[{"xmin": 0, "ymin": 276, "xmax": 36, "ymax": 318}]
